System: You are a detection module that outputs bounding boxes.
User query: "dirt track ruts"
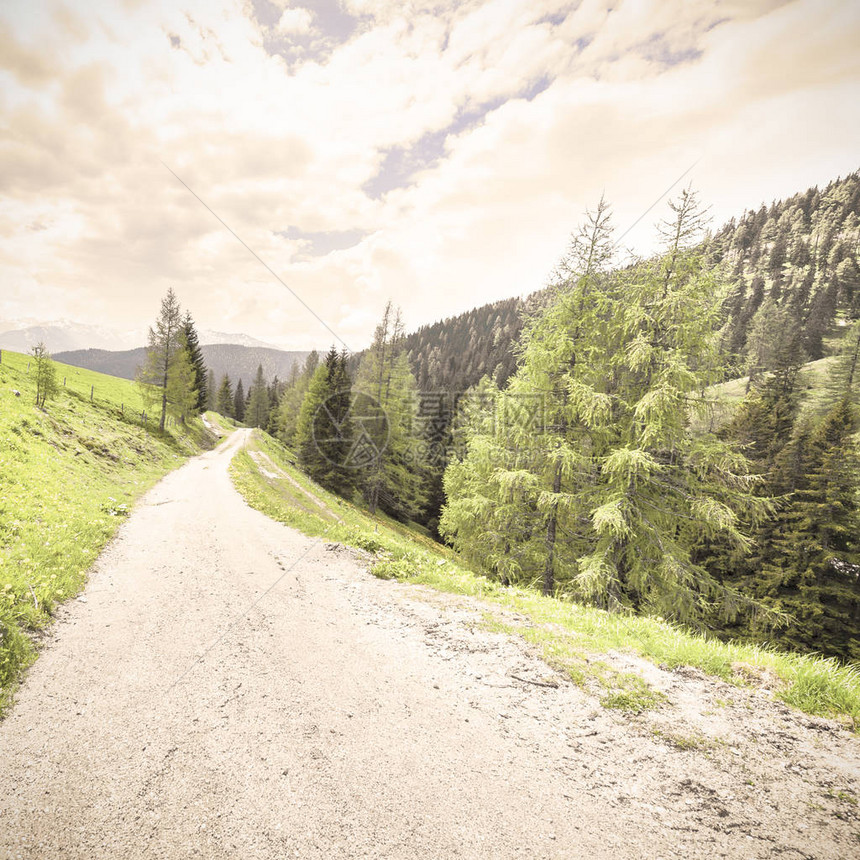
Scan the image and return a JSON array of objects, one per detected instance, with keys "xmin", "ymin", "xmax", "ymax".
[{"xmin": 1, "ymin": 429, "xmax": 858, "ymax": 859}]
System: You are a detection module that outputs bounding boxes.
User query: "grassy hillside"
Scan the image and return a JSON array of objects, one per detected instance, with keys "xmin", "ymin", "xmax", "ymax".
[
  {"xmin": 0, "ymin": 349, "xmax": 214, "ymax": 714},
  {"xmin": 231, "ymin": 429, "xmax": 860, "ymax": 730}
]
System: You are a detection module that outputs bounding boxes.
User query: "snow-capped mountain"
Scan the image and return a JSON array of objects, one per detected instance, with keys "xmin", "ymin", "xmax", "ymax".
[
  {"xmin": 198, "ymin": 330, "xmax": 279, "ymax": 349},
  {"xmin": 0, "ymin": 320, "xmax": 140, "ymax": 353}
]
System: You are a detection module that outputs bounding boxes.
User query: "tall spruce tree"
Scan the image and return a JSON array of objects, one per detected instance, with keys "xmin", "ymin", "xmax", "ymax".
[
  {"xmin": 216, "ymin": 373, "xmax": 234, "ymax": 418},
  {"xmin": 182, "ymin": 311, "xmax": 208, "ymax": 411},
  {"xmin": 206, "ymin": 368, "xmax": 217, "ymax": 411},
  {"xmin": 233, "ymin": 379, "xmax": 245, "ymax": 422},
  {"xmin": 276, "ymin": 351, "xmax": 319, "ymax": 446},
  {"xmin": 761, "ymin": 398, "xmax": 860, "ymax": 659},
  {"xmin": 246, "ymin": 364, "xmax": 270, "ymax": 429},
  {"xmin": 294, "ymin": 346, "xmax": 356, "ymax": 494}
]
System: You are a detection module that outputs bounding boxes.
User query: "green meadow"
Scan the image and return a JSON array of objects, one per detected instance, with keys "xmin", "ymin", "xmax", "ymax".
[{"xmin": 0, "ymin": 349, "xmax": 213, "ymax": 714}]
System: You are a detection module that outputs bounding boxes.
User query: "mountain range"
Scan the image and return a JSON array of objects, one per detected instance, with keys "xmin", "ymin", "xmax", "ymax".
[
  {"xmin": 0, "ymin": 320, "xmax": 284, "ymax": 353},
  {"xmin": 53, "ymin": 345, "xmax": 311, "ymax": 390}
]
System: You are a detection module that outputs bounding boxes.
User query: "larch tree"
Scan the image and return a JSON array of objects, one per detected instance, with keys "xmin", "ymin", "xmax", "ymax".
[
  {"xmin": 443, "ymin": 193, "xmax": 768, "ymax": 623},
  {"xmin": 166, "ymin": 337, "xmax": 198, "ymax": 425},
  {"xmin": 441, "ymin": 198, "xmax": 616, "ymax": 595},
  {"xmin": 137, "ymin": 288, "xmax": 193, "ymax": 431}
]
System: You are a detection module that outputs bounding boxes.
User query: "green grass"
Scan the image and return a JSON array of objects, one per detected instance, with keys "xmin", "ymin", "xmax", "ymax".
[
  {"xmin": 231, "ymin": 428, "xmax": 860, "ymax": 730},
  {"xmin": 0, "ymin": 350, "xmax": 213, "ymax": 714}
]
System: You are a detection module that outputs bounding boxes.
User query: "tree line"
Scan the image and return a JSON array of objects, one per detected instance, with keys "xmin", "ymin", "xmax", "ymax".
[
  {"xmin": 260, "ymin": 181, "xmax": 859, "ymax": 662},
  {"xmin": 268, "ymin": 302, "xmax": 427, "ymax": 521},
  {"xmin": 137, "ymin": 171, "xmax": 859, "ymax": 661}
]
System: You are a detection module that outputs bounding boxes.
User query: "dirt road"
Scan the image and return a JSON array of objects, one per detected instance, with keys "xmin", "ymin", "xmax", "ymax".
[{"xmin": 1, "ymin": 430, "xmax": 858, "ymax": 858}]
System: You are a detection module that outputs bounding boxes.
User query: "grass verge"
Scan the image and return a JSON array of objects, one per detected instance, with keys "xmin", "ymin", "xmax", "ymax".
[
  {"xmin": 0, "ymin": 350, "xmax": 214, "ymax": 715},
  {"xmin": 231, "ymin": 429, "xmax": 860, "ymax": 730}
]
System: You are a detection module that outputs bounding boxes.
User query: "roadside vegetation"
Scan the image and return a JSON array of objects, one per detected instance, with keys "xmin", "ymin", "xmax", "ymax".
[
  {"xmin": 231, "ymin": 428, "xmax": 860, "ymax": 730},
  {"xmin": 0, "ymin": 349, "xmax": 213, "ymax": 715}
]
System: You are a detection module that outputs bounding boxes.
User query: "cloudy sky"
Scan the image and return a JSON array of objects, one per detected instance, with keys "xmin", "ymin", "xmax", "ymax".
[{"xmin": 1, "ymin": 0, "xmax": 858, "ymax": 350}]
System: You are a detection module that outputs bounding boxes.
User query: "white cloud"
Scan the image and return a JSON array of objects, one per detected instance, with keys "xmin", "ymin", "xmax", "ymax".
[
  {"xmin": 0, "ymin": 0, "xmax": 857, "ymax": 350},
  {"xmin": 275, "ymin": 7, "xmax": 314, "ymax": 35}
]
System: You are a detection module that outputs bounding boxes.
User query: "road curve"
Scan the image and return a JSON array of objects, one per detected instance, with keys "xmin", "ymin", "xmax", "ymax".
[{"xmin": 1, "ymin": 430, "xmax": 858, "ymax": 859}]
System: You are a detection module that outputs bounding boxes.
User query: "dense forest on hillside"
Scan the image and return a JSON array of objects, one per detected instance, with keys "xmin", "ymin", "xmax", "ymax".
[
  {"xmin": 402, "ymin": 297, "xmax": 527, "ymax": 392},
  {"xmin": 262, "ymin": 171, "xmax": 860, "ymax": 663},
  {"xmin": 404, "ymin": 172, "xmax": 860, "ymax": 397},
  {"xmin": 710, "ymin": 172, "xmax": 860, "ymax": 374}
]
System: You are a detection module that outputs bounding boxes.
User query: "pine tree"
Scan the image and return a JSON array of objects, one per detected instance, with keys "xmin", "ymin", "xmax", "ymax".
[
  {"xmin": 246, "ymin": 364, "xmax": 270, "ymax": 429},
  {"xmin": 216, "ymin": 374, "xmax": 234, "ymax": 418},
  {"xmin": 182, "ymin": 312, "xmax": 208, "ymax": 412},
  {"xmin": 233, "ymin": 379, "xmax": 245, "ymax": 422},
  {"xmin": 137, "ymin": 288, "xmax": 196, "ymax": 431}
]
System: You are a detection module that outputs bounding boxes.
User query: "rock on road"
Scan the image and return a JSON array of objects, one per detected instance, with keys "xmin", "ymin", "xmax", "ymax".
[{"xmin": 1, "ymin": 430, "xmax": 858, "ymax": 859}]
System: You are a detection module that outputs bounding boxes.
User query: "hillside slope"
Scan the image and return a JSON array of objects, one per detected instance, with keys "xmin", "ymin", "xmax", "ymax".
[{"xmin": 0, "ymin": 350, "xmax": 214, "ymax": 712}]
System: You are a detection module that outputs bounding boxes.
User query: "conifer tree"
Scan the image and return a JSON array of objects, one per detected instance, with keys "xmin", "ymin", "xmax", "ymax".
[
  {"xmin": 761, "ymin": 398, "xmax": 860, "ymax": 659},
  {"xmin": 821, "ymin": 319, "xmax": 860, "ymax": 410},
  {"xmin": 246, "ymin": 364, "xmax": 270, "ymax": 429},
  {"xmin": 276, "ymin": 351, "xmax": 319, "ymax": 446},
  {"xmin": 442, "ymin": 193, "xmax": 766, "ymax": 621},
  {"xmin": 182, "ymin": 311, "xmax": 208, "ymax": 411},
  {"xmin": 233, "ymin": 379, "xmax": 245, "ymax": 422},
  {"xmin": 216, "ymin": 373, "xmax": 234, "ymax": 418},
  {"xmin": 294, "ymin": 347, "xmax": 356, "ymax": 494},
  {"xmin": 206, "ymin": 368, "xmax": 217, "ymax": 411},
  {"xmin": 355, "ymin": 303, "xmax": 426, "ymax": 520}
]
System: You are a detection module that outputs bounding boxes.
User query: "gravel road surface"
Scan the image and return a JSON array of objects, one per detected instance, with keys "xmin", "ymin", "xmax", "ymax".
[{"xmin": 1, "ymin": 430, "xmax": 858, "ymax": 859}]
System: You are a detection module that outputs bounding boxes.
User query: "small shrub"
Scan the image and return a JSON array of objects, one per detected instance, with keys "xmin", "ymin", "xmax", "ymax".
[{"xmin": 371, "ymin": 556, "xmax": 421, "ymax": 581}]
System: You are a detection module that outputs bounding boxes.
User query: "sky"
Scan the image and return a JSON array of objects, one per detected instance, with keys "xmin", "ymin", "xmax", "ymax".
[{"xmin": 0, "ymin": 0, "xmax": 859, "ymax": 351}]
